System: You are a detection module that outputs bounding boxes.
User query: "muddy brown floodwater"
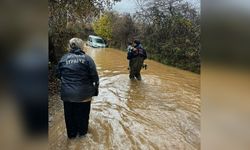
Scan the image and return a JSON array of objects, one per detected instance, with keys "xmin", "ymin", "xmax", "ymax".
[{"xmin": 49, "ymin": 47, "xmax": 200, "ymax": 150}]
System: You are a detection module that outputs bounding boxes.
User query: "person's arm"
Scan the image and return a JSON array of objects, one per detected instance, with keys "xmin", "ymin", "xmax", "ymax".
[
  {"xmin": 87, "ymin": 56, "xmax": 99, "ymax": 83},
  {"xmin": 127, "ymin": 51, "xmax": 131, "ymax": 60},
  {"xmin": 87, "ymin": 56, "xmax": 99, "ymax": 96},
  {"xmin": 144, "ymin": 49, "xmax": 147, "ymax": 59},
  {"xmin": 127, "ymin": 46, "xmax": 131, "ymax": 52},
  {"xmin": 55, "ymin": 54, "xmax": 67, "ymax": 79}
]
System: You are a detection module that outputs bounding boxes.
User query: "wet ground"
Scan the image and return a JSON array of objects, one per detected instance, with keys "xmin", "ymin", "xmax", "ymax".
[{"xmin": 49, "ymin": 47, "xmax": 200, "ymax": 150}]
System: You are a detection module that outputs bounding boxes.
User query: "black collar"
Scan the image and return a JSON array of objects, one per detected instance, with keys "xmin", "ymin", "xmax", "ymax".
[{"xmin": 69, "ymin": 48, "xmax": 85, "ymax": 55}]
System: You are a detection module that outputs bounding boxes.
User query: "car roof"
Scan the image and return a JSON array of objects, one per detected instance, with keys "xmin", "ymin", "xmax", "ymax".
[{"xmin": 88, "ymin": 35, "xmax": 103, "ymax": 39}]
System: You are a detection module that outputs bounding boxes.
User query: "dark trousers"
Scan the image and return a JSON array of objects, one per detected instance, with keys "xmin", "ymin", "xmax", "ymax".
[
  {"xmin": 129, "ymin": 56, "xmax": 144, "ymax": 80},
  {"xmin": 63, "ymin": 101, "xmax": 91, "ymax": 138},
  {"xmin": 19, "ymin": 100, "xmax": 48, "ymax": 136}
]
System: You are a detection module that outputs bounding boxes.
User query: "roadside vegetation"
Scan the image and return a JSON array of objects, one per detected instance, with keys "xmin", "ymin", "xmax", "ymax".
[{"xmin": 49, "ymin": 0, "xmax": 200, "ymax": 73}]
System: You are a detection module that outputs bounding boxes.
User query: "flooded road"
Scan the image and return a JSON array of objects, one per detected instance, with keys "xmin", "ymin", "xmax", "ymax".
[{"xmin": 49, "ymin": 47, "xmax": 200, "ymax": 150}]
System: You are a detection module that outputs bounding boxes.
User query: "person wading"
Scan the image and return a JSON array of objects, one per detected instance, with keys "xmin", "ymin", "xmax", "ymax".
[
  {"xmin": 127, "ymin": 40, "xmax": 147, "ymax": 80},
  {"xmin": 56, "ymin": 38, "xmax": 99, "ymax": 139}
]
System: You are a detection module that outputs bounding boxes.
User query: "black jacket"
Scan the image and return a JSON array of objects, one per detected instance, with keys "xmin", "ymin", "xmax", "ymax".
[
  {"xmin": 127, "ymin": 44, "xmax": 147, "ymax": 60},
  {"xmin": 56, "ymin": 48, "xmax": 99, "ymax": 102}
]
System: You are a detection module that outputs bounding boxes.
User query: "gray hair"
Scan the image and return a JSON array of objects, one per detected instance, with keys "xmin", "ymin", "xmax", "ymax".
[{"xmin": 69, "ymin": 38, "xmax": 84, "ymax": 50}]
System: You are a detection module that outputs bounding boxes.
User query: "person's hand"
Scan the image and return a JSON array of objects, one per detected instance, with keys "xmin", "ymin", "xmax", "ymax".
[{"xmin": 93, "ymin": 82, "xmax": 99, "ymax": 96}]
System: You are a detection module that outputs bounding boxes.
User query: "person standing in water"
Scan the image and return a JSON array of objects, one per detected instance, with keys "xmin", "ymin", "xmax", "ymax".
[
  {"xmin": 127, "ymin": 40, "xmax": 147, "ymax": 80},
  {"xmin": 56, "ymin": 38, "xmax": 99, "ymax": 139}
]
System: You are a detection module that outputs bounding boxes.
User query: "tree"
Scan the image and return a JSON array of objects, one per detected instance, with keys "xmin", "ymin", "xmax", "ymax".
[
  {"xmin": 48, "ymin": 0, "xmax": 120, "ymax": 63},
  {"xmin": 110, "ymin": 13, "xmax": 136, "ymax": 49},
  {"xmin": 133, "ymin": 0, "xmax": 200, "ymax": 73},
  {"xmin": 93, "ymin": 13, "xmax": 113, "ymax": 40}
]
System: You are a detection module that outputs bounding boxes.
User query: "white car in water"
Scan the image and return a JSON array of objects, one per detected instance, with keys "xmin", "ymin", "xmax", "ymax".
[{"xmin": 87, "ymin": 35, "xmax": 107, "ymax": 48}]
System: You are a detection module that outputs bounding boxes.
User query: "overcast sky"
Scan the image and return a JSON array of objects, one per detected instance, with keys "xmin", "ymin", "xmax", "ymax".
[
  {"xmin": 113, "ymin": 0, "xmax": 137, "ymax": 14},
  {"xmin": 112, "ymin": 0, "xmax": 200, "ymax": 14}
]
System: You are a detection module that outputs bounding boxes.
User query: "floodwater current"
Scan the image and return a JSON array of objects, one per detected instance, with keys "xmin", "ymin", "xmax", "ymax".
[{"xmin": 49, "ymin": 47, "xmax": 200, "ymax": 150}]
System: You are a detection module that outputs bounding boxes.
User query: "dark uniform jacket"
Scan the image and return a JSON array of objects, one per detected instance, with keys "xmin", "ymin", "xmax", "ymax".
[
  {"xmin": 127, "ymin": 44, "xmax": 147, "ymax": 60},
  {"xmin": 56, "ymin": 48, "xmax": 99, "ymax": 102}
]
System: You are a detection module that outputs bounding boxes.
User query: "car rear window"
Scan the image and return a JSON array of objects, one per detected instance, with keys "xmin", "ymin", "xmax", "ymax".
[{"xmin": 94, "ymin": 38, "xmax": 104, "ymax": 44}]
